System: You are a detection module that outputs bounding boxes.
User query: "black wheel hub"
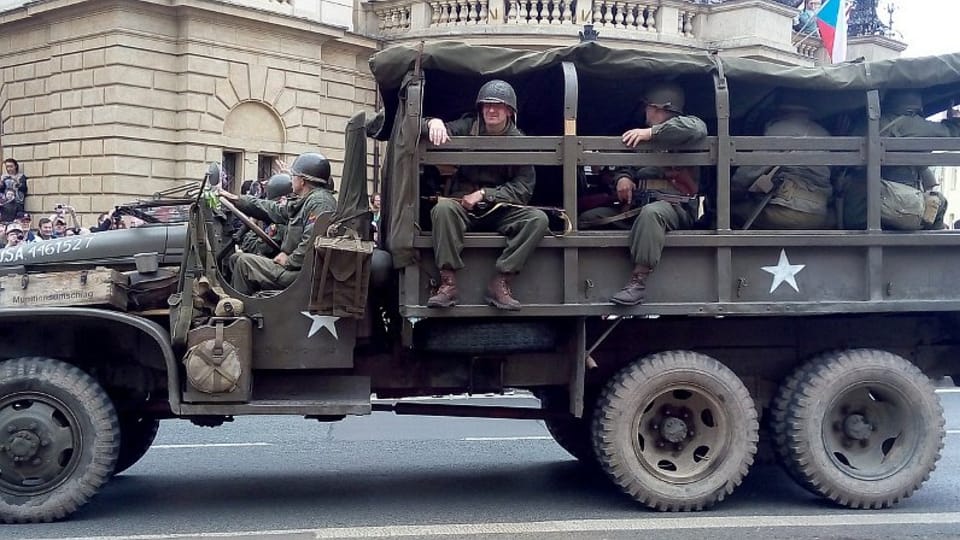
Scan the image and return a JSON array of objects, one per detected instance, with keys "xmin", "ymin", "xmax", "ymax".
[
  {"xmin": 0, "ymin": 393, "xmax": 81, "ymax": 495},
  {"xmin": 5, "ymin": 429, "xmax": 43, "ymax": 462}
]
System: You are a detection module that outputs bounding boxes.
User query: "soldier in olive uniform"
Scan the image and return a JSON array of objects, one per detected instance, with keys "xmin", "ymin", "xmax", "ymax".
[
  {"xmin": 731, "ymin": 96, "xmax": 834, "ymax": 229},
  {"xmin": 221, "ymin": 152, "xmax": 337, "ymax": 295},
  {"xmin": 425, "ymin": 79, "xmax": 549, "ymax": 311},
  {"xmin": 608, "ymin": 82, "xmax": 709, "ymax": 306},
  {"xmin": 844, "ymin": 90, "xmax": 960, "ymax": 229},
  {"xmin": 238, "ymin": 173, "xmax": 293, "ymax": 257}
]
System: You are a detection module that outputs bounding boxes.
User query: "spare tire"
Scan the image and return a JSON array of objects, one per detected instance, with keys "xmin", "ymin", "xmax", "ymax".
[{"xmin": 416, "ymin": 320, "xmax": 559, "ymax": 354}]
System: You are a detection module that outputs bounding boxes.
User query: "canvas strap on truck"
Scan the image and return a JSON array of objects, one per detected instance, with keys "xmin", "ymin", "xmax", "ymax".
[{"xmin": 308, "ymin": 228, "xmax": 374, "ymax": 318}]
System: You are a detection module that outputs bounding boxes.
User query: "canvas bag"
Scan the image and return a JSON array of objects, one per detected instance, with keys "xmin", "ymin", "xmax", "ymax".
[
  {"xmin": 308, "ymin": 230, "xmax": 374, "ymax": 318},
  {"xmin": 879, "ymin": 179, "xmax": 925, "ymax": 230}
]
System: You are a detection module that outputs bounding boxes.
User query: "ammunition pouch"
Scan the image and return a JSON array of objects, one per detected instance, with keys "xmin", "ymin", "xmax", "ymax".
[
  {"xmin": 121, "ymin": 268, "xmax": 179, "ymax": 311},
  {"xmin": 922, "ymin": 191, "xmax": 948, "ymax": 230},
  {"xmin": 308, "ymin": 229, "xmax": 374, "ymax": 319},
  {"xmin": 774, "ymin": 178, "xmax": 831, "ymax": 214}
]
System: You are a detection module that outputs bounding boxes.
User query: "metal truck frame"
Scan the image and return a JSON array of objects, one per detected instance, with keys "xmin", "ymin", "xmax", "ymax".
[{"xmin": 2, "ymin": 42, "xmax": 960, "ymax": 522}]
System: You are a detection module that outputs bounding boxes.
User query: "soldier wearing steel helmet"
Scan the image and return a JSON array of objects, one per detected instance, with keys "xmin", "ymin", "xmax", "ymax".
[
  {"xmin": 238, "ymin": 173, "xmax": 294, "ymax": 257},
  {"xmin": 424, "ymin": 79, "xmax": 548, "ymax": 311},
  {"xmin": 731, "ymin": 91, "xmax": 834, "ymax": 230},
  {"xmin": 844, "ymin": 89, "xmax": 960, "ymax": 230},
  {"xmin": 220, "ymin": 152, "xmax": 337, "ymax": 295},
  {"xmin": 602, "ymin": 82, "xmax": 708, "ymax": 306}
]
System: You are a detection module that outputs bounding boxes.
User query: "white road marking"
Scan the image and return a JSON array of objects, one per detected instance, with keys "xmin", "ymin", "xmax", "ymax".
[
  {"xmin": 460, "ymin": 436, "xmax": 553, "ymax": 441},
  {"xmin": 936, "ymin": 388, "xmax": 960, "ymax": 394},
  {"xmin": 25, "ymin": 512, "xmax": 960, "ymax": 540},
  {"xmin": 948, "ymin": 430, "xmax": 960, "ymax": 434},
  {"xmin": 151, "ymin": 443, "xmax": 274, "ymax": 449}
]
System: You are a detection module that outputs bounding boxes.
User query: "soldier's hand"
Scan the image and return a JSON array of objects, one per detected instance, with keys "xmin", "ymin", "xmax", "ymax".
[
  {"xmin": 273, "ymin": 252, "xmax": 289, "ymax": 267},
  {"xmin": 461, "ymin": 190, "xmax": 484, "ymax": 211},
  {"xmin": 622, "ymin": 128, "xmax": 653, "ymax": 148},
  {"xmin": 427, "ymin": 119, "xmax": 450, "ymax": 146},
  {"xmin": 616, "ymin": 176, "xmax": 635, "ymax": 206},
  {"xmin": 218, "ymin": 186, "xmax": 239, "ymax": 201}
]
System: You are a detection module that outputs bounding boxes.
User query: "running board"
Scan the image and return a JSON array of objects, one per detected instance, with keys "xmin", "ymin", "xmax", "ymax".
[
  {"xmin": 178, "ymin": 376, "xmax": 371, "ymax": 416},
  {"xmin": 374, "ymin": 402, "xmax": 557, "ymax": 420}
]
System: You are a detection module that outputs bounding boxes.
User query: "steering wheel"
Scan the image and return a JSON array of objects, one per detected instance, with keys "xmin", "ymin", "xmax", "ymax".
[{"xmin": 218, "ymin": 195, "xmax": 281, "ymax": 253}]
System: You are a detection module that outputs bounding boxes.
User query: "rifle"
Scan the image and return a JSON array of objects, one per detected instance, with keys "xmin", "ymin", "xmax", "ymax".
[
  {"xmin": 578, "ymin": 187, "xmax": 698, "ymax": 229},
  {"xmin": 421, "ymin": 195, "xmax": 572, "ymax": 236},
  {"xmin": 742, "ymin": 166, "xmax": 782, "ymax": 231}
]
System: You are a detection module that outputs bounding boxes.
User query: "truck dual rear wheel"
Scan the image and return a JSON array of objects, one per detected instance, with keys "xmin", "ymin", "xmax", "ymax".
[
  {"xmin": 773, "ymin": 349, "xmax": 945, "ymax": 509},
  {"xmin": 592, "ymin": 351, "xmax": 759, "ymax": 511},
  {"xmin": 0, "ymin": 357, "xmax": 119, "ymax": 523}
]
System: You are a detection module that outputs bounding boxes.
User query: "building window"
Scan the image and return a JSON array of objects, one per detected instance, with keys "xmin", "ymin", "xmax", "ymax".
[
  {"xmin": 222, "ymin": 150, "xmax": 241, "ymax": 193},
  {"xmin": 258, "ymin": 155, "xmax": 276, "ymax": 183}
]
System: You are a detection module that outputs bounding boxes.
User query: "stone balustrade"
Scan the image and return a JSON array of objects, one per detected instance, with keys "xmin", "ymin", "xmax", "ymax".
[
  {"xmin": 364, "ymin": 0, "xmax": 706, "ymax": 37},
  {"xmin": 793, "ymin": 30, "xmax": 824, "ymax": 60}
]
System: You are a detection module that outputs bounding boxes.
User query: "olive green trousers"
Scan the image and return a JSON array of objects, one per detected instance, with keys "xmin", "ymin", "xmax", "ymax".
[
  {"xmin": 229, "ymin": 252, "xmax": 298, "ymax": 295},
  {"xmin": 431, "ymin": 198, "xmax": 549, "ymax": 273}
]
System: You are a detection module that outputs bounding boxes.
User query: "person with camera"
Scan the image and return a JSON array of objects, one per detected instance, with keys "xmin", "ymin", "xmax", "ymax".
[{"xmin": 4, "ymin": 222, "xmax": 25, "ymax": 248}]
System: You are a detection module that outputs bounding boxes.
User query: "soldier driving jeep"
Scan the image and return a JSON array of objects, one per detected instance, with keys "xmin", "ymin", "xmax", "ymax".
[{"xmin": 220, "ymin": 152, "xmax": 337, "ymax": 295}]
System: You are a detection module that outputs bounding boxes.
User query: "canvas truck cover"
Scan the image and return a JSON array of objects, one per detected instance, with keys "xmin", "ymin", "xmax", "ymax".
[{"xmin": 368, "ymin": 41, "xmax": 960, "ymax": 268}]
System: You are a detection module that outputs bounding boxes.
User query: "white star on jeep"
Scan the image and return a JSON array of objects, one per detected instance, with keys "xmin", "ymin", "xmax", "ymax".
[
  {"xmin": 301, "ymin": 312, "xmax": 340, "ymax": 339},
  {"xmin": 762, "ymin": 249, "xmax": 805, "ymax": 294}
]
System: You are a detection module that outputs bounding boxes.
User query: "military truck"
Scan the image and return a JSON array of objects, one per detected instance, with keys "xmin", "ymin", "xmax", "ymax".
[{"xmin": 4, "ymin": 42, "xmax": 960, "ymax": 523}]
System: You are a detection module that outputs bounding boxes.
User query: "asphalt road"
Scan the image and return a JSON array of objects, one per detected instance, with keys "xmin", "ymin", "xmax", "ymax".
[{"xmin": 5, "ymin": 391, "xmax": 960, "ymax": 540}]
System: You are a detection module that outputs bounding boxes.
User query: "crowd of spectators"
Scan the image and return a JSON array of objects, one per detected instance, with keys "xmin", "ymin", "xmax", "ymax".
[{"xmin": 0, "ymin": 156, "xmax": 148, "ymax": 249}]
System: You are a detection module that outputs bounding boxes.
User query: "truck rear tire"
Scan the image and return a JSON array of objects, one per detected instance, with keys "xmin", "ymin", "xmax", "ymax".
[
  {"xmin": 775, "ymin": 349, "xmax": 945, "ymax": 509},
  {"xmin": 114, "ymin": 415, "xmax": 160, "ymax": 475},
  {"xmin": 0, "ymin": 357, "xmax": 119, "ymax": 523},
  {"xmin": 540, "ymin": 391, "xmax": 596, "ymax": 465},
  {"xmin": 592, "ymin": 351, "xmax": 758, "ymax": 511},
  {"xmin": 769, "ymin": 354, "xmax": 827, "ymax": 495}
]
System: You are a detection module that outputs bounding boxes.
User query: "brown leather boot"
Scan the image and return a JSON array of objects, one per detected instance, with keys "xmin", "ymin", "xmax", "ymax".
[
  {"xmin": 427, "ymin": 269, "xmax": 459, "ymax": 308},
  {"xmin": 611, "ymin": 265, "xmax": 652, "ymax": 306},
  {"xmin": 486, "ymin": 273, "xmax": 522, "ymax": 311}
]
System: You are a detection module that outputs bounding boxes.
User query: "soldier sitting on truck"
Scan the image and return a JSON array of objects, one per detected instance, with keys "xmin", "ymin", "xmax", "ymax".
[
  {"xmin": 731, "ymin": 93, "xmax": 834, "ymax": 230},
  {"xmin": 590, "ymin": 82, "xmax": 708, "ymax": 306},
  {"xmin": 843, "ymin": 89, "xmax": 960, "ymax": 230},
  {"xmin": 237, "ymin": 173, "xmax": 292, "ymax": 258},
  {"xmin": 424, "ymin": 79, "xmax": 549, "ymax": 311},
  {"xmin": 220, "ymin": 152, "xmax": 337, "ymax": 295}
]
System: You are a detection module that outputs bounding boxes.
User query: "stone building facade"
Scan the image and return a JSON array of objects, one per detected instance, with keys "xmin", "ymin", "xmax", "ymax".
[
  {"xmin": 0, "ymin": 0, "xmax": 904, "ymax": 225},
  {"xmin": 0, "ymin": 0, "xmax": 378, "ymax": 223}
]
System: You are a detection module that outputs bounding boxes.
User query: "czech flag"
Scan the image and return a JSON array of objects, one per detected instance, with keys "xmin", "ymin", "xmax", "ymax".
[{"xmin": 816, "ymin": 0, "xmax": 851, "ymax": 64}]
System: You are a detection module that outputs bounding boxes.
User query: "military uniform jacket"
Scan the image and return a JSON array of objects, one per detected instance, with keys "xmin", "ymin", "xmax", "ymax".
[
  {"xmin": 878, "ymin": 114, "xmax": 960, "ymax": 188},
  {"xmin": 236, "ymin": 187, "xmax": 337, "ymax": 271},
  {"xmin": 731, "ymin": 115, "xmax": 833, "ymax": 215},
  {"xmin": 424, "ymin": 116, "xmax": 536, "ymax": 204},
  {"xmin": 616, "ymin": 114, "xmax": 708, "ymax": 195},
  {"xmin": 240, "ymin": 222, "xmax": 287, "ymax": 258}
]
